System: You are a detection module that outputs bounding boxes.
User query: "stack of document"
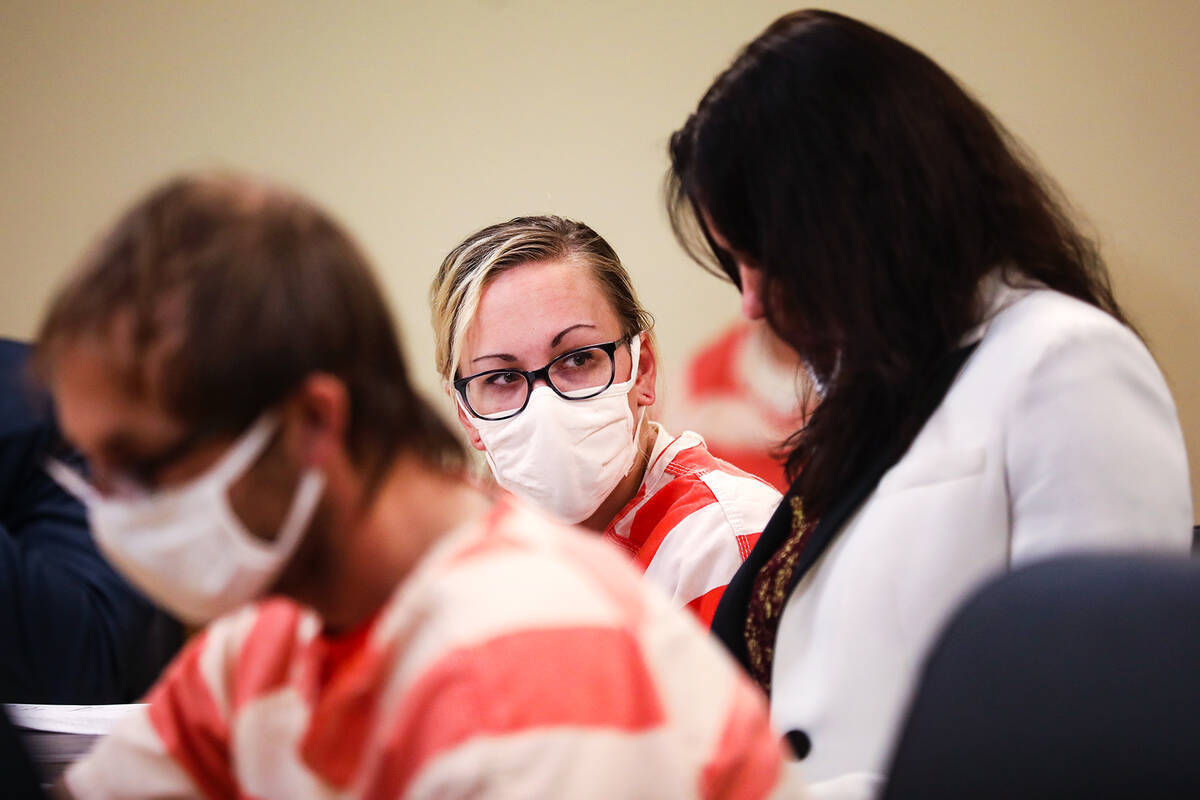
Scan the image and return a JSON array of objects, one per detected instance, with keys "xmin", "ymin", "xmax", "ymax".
[{"xmin": 4, "ymin": 703, "xmax": 144, "ymax": 783}]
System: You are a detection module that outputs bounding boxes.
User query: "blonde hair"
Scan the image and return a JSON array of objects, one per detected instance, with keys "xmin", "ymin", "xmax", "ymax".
[{"xmin": 431, "ymin": 215, "xmax": 655, "ymax": 380}]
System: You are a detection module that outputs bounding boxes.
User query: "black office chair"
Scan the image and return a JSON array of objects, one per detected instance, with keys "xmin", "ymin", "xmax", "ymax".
[{"xmin": 882, "ymin": 554, "xmax": 1200, "ymax": 800}]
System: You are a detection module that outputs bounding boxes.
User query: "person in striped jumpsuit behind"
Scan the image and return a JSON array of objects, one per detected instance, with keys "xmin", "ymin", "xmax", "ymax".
[
  {"xmin": 37, "ymin": 173, "xmax": 801, "ymax": 798},
  {"xmin": 431, "ymin": 216, "xmax": 783, "ymax": 625}
]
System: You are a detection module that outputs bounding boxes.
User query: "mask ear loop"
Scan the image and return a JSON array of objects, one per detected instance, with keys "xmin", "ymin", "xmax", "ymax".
[
  {"xmin": 627, "ymin": 333, "xmax": 642, "ymax": 382},
  {"xmin": 220, "ymin": 422, "xmax": 326, "ymax": 571},
  {"xmin": 622, "ymin": 331, "xmax": 652, "ymax": 478},
  {"xmin": 605, "ymin": 331, "xmax": 644, "ymax": 396},
  {"xmin": 452, "ymin": 392, "xmax": 475, "ymax": 420},
  {"xmin": 221, "ymin": 410, "xmax": 326, "ymax": 552},
  {"xmin": 259, "ymin": 468, "xmax": 326, "ymax": 560},
  {"xmin": 44, "ymin": 458, "xmax": 99, "ymax": 503},
  {"xmin": 623, "ymin": 405, "xmax": 649, "ymax": 480},
  {"xmin": 208, "ymin": 413, "xmax": 281, "ymax": 486}
]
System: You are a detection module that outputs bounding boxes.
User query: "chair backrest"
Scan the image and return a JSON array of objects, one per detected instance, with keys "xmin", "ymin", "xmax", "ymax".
[
  {"xmin": 882, "ymin": 555, "xmax": 1200, "ymax": 800},
  {"xmin": 0, "ymin": 706, "xmax": 46, "ymax": 799}
]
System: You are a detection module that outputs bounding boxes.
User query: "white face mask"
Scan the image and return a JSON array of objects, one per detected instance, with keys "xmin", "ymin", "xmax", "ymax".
[
  {"xmin": 468, "ymin": 336, "xmax": 646, "ymax": 524},
  {"xmin": 47, "ymin": 413, "xmax": 325, "ymax": 625}
]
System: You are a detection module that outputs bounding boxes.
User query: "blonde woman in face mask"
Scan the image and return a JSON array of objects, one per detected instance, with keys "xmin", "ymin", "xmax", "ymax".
[{"xmin": 432, "ymin": 216, "xmax": 782, "ymax": 624}]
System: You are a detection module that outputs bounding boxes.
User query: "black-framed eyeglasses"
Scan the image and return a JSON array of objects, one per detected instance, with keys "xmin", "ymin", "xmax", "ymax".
[
  {"xmin": 454, "ymin": 338, "xmax": 630, "ymax": 421},
  {"xmin": 113, "ymin": 425, "xmax": 216, "ymax": 492},
  {"xmin": 43, "ymin": 421, "xmax": 226, "ymax": 499}
]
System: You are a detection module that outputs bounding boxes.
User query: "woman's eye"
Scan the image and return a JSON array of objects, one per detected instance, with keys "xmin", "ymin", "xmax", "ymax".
[
  {"xmin": 484, "ymin": 371, "xmax": 521, "ymax": 387},
  {"xmin": 565, "ymin": 352, "xmax": 594, "ymax": 368}
]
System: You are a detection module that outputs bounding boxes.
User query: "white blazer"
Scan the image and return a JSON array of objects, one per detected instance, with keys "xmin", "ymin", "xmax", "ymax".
[{"xmin": 771, "ymin": 280, "xmax": 1193, "ymax": 799}]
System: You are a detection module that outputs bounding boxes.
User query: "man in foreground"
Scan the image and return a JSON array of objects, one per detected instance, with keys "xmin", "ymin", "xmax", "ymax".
[{"xmin": 35, "ymin": 173, "xmax": 797, "ymax": 798}]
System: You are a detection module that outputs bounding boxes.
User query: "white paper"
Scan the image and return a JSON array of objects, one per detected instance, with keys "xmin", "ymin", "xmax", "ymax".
[{"xmin": 5, "ymin": 703, "xmax": 145, "ymax": 735}]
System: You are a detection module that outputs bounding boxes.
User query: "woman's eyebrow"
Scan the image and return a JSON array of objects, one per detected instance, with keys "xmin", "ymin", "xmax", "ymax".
[
  {"xmin": 471, "ymin": 323, "xmax": 598, "ymax": 365},
  {"xmin": 550, "ymin": 323, "xmax": 596, "ymax": 348},
  {"xmin": 471, "ymin": 352, "xmax": 517, "ymax": 365}
]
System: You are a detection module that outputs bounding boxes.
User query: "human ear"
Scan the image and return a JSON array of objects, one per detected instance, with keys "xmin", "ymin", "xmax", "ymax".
[
  {"xmin": 283, "ymin": 373, "xmax": 350, "ymax": 468},
  {"xmin": 633, "ymin": 332, "xmax": 657, "ymax": 408},
  {"xmin": 738, "ymin": 263, "xmax": 767, "ymax": 320}
]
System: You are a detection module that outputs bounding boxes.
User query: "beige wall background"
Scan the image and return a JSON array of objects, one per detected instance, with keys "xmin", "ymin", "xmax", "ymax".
[{"xmin": 1, "ymin": 0, "xmax": 1196, "ymax": 521}]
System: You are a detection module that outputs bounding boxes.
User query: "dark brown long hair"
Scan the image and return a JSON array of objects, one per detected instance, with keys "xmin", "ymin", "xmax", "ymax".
[{"xmin": 667, "ymin": 9, "xmax": 1129, "ymax": 517}]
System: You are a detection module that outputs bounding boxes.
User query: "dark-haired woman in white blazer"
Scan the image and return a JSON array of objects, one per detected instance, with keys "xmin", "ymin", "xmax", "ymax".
[{"xmin": 667, "ymin": 10, "xmax": 1192, "ymax": 800}]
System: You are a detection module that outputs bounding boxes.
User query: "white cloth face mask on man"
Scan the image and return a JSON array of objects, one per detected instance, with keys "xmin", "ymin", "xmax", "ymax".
[
  {"xmin": 469, "ymin": 335, "xmax": 646, "ymax": 524},
  {"xmin": 47, "ymin": 413, "xmax": 325, "ymax": 625}
]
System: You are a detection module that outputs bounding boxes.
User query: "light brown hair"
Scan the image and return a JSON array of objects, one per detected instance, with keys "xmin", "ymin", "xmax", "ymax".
[{"xmin": 37, "ymin": 172, "xmax": 465, "ymax": 483}]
